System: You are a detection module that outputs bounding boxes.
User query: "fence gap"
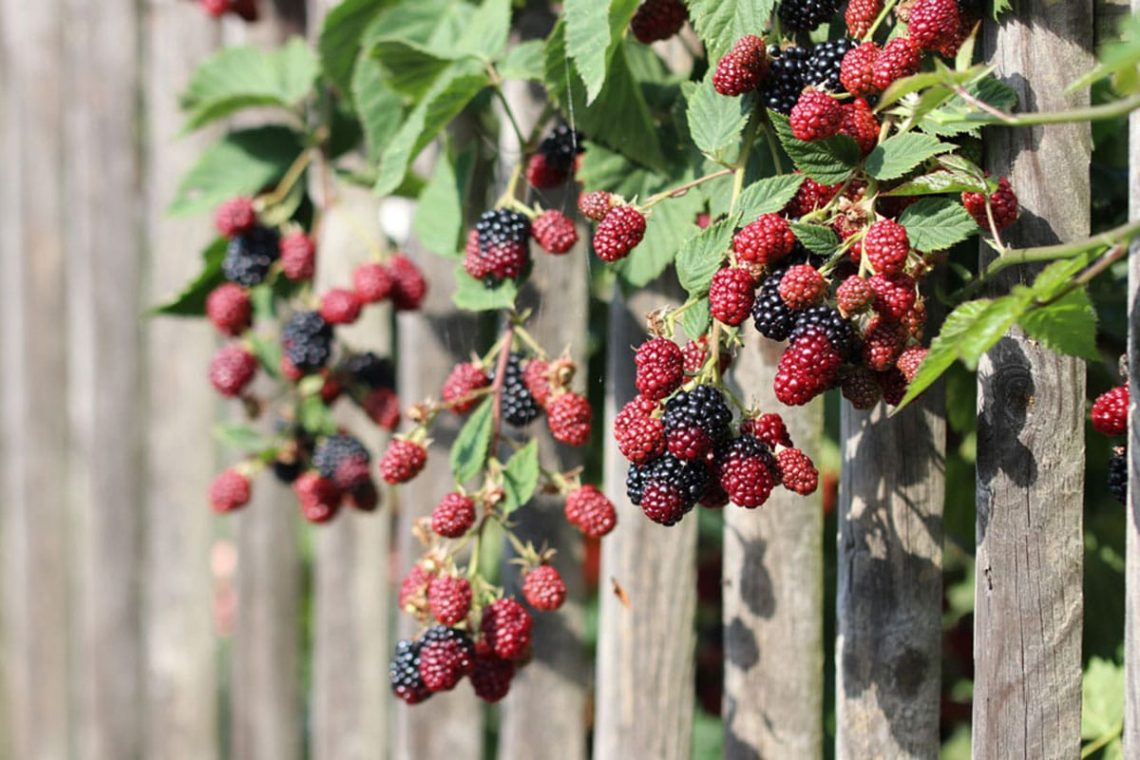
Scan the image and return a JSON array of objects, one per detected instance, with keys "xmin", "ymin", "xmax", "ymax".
[
  {"xmin": 972, "ymin": 6, "xmax": 1093, "ymax": 757},
  {"xmin": 723, "ymin": 335, "xmax": 824, "ymax": 758}
]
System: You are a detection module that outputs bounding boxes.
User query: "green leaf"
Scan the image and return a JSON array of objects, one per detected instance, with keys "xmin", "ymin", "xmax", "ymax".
[
  {"xmin": 452, "ymin": 267, "xmax": 519, "ymax": 311},
  {"xmin": 789, "ymin": 222, "xmax": 839, "ymax": 254},
  {"xmin": 169, "ymin": 126, "xmax": 305, "ymax": 216},
  {"xmin": 499, "ymin": 40, "xmax": 546, "ymax": 81},
  {"xmin": 180, "ymin": 38, "xmax": 319, "ymax": 132},
  {"xmin": 679, "ymin": 298, "xmax": 711, "ymax": 340},
  {"xmin": 1018, "ymin": 288, "xmax": 1099, "ymax": 361},
  {"xmin": 374, "ymin": 62, "xmax": 490, "ymax": 197},
  {"xmin": 864, "ymin": 132, "xmax": 954, "ymax": 181},
  {"xmin": 299, "ymin": 395, "xmax": 338, "ymax": 437},
  {"xmin": 564, "ymin": 0, "xmax": 640, "ymax": 104},
  {"xmin": 1081, "ymin": 658, "xmax": 1124, "ymax": 741},
  {"xmin": 456, "ymin": 0, "xmax": 512, "ymax": 60},
  {"xmin": 350, "ymin": 57, "xmax": 404, "ymax": 160},
  {"xmin": 676, "ymin": 217, "xmax": 737, "ymax": 296},
  {"xmin": 685, "ymin": 0, "xmax": 777, "ymax": 59},
  {"xmin": 414, "ymin": 149, "xmax": 472, "ymax": 257},
  {"xmin": 213, "ymin": 423, "xmax": 270, "ymax": 452},
  {"xmin": 501, "ymin": 439, "xmax": 539, "ymax": 513},
  {"xmin": 883, "ymin": 170, "xmax": 987, "ymax": 196},
  {"xmin": 898, "ymin": 198, "xmax": 977, "ymax": 252},
  {"xmin": 735, "ymin": 173, "xmax": 806, "ymax": 218},
  {"xmin": 371, "ymin": 38, "xmax": 456, "ymax": 98},
  {"xmin": 685, "ymin": 76, "xmax": 750, "ymax": 164},
  {"xmin": 769, "ymin": 111, "xmax": 859, "ymax": 184},
  {"xmin": 317, "ymin": 0, "xmax": 389, "ymax": 97},
  {"xmin": 922, "ymin": 75, "xmax": 1020, "ymax": 136},
  {"xmin": 150, "ymin": 238, "xmax": 227, "ymax": 316},
  {"xmin": 991, "ymin": 0, "xmax": 1011, "ymax": 18},
  {"xmin": 614, "ymin": 191, "xmax": 706, "ymax": 287},
  {"xmin": 248, "ymin": 333, "xmax": 283, "ymax": 379},
  {"xmin": 1026, "ymin": 254, "xmax": 1095, "ymax": 299},
  {"xmin": 451, "ymin": 397, "xmax": 494, "ymax": 483}
]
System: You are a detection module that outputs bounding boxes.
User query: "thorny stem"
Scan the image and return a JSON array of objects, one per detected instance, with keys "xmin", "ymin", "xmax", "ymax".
[
  {"xmin": 863, "ymin": 0, "xmax": 901, "ymax": 41},
  {"xmin": 489, "ymin": 326, "xmax": 516, "ymax": 455},
  {"xmin": 641, "ymin": 168, "xmax": 735, "ymax": 210},
  {"xmin": 956, "ymin": 92, "xmax": 1140, "ymax": 127}
]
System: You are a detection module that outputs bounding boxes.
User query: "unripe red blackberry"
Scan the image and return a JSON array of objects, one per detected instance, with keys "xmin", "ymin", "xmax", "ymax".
[
  {"xmin": 564, "ymin": 485, "xmax": 617, "ymax": 538},
  {"xmin": 774, "ymin": 330, "xmax": 842, "ymax": 406},
  {"xmin": 547, "ymin": 392, "xmax": 592, "ymax": 446},
  {"xmin": 872, "ymin": 37, "xmax": 922, "ymax": 91},
  {"xmin": 523, "ymin": 565, "xmax": 567, "ymax": 611},
  {"xmin": 783, "ymin": 175, "xmax": 842, "ymax": 218},
  {"xmin": 399, "ymin": 564, "xmax": 434, "ymax": 617},
  {"xmin": 962, "ymin": 176, "xmax": 1019, "ymax": 232},
  {"xmin": 709, "ymin": 267, "xmax": 756, "ymax": 326},
  {"xmin": 634, "ymin": 338, "xmax": 684, "ymax": 401},
  {"xmin": 525, "ymin": 153, "xmax": 566, "ymax": 189},
  {"xmin": 522, "ymin": 358, "xmax": 553, "ymax": 407},
  {"xmin": 776, "ymin": 448, "xmax": 819, "ymax": 495},
  {"xmin": 864, "ymin": 219, "xmax": 910, "ymax": 275},
  {"xmin": 681, "ymin": 335, "xmax": 732, "ymax": 376},
  {"xmin": 902, "ymin": 298, "xmax": 928, "ymax": 340},
  {"xmin": 845, "ymin": 0, "xmax": 883, "ymax": 38},
  {"xmin": 896, "ymin": 346, "xmax": 928, "ymax": 383},
  {"xmin": 840, "ymin": 98, "xmax": 880, "ymax": 156},
  {"xmin": 613, "ymin": 398, "xmax": 666, "ymax": 464},
  {"xmin": 390, "ymin": 639, "xmax": 432, "ymax": 705},
  {"xmin": 908, "ymin": 0, "xmax": 960, "ymax": 51},
  {"xmin": 741, "ymin": 412, "xmax": 794, "ymax": 448},
  {"xmin": 209, "ymin": 343, "xmax": 257, "ymax": 397},
  {"xmin": 432, "ymin": 492, "xmax": 477, "ymax": 538},
  {"xmin": 387, "ymin": 254, "xmax": 427, "ymax": 311},
  {"xmin": 630, "ymin": 0, "xmax": 688, "ymax": 44},
  {"xmin": 293, "ymin": 471, "xmax": 342, "ymax": 524},
  {"xmin": 418, "ymin": 626, "xmax": 475, "ymax": 692},
  {"xmin": 1092, "ymin": 385, "xmax": 1129, "ymax": 436},
  {"xmin": 319, "ymin": 288, "xmax": 362, "ymax": 325},
  {"xmin": 215, "ymin": 196, "xmax": 256, "ymax": 237},
  {"xmin": 353, "ymin": 262, "xmax": 392, "ymax": 303},
  {"xmin": 279, "ymin": 231, "xmax": 316, "ymax": 281},
  {"xmin": 840, "ymin": 42, "xmax": 880, "ymax": 97},
  {"xmin": 841, "ymin": 366, "xmax": 883, "ymax": 409},
  {"xmin": 428, "ymin": 575, "xmax": 473, "ymax": 626},
  {"xmin": 862, "ymin": 318, "xmax": 906, "ymax": 371},
  {"xmin": 640, "ymin": 480, "xmax": 689, "ymax": 525},
  {"xmin": 733, "ymin": 213, "xmax": 796, "ymax": 265},
  {"xmin": 362, "ymin": 387, "xmax": 401, "ymax": 430},
  {"xmin": 790, "ymin": 89, "xmax": 843, "ymax": 142},
  {"xmin": 713, "ymin": 34, "xmax": 768, "ymax": 96},
  {"xmin": 470, "ymin": 643, "xmax": 515, "ymax": 703},
  {"xmin": 868, "ymin": 273, "xmax": 917, "ymax": 321},
  {"xmin": 578, "ymin": 191, "xmax": 615, "ymax": 221},
  {"xmin": 836, "ymin": 275, "xmax": 875, "ymax": 316},
  {"xmin": 716, "ymin": 435, "xmax": 777, "ymax": 508},
  {"xmin": 206, "ymin": 283, "xmax": 252, "ymax": 336},
  {"xmin": 442, "ymin": 362, "xmax": 490, "ymax": 413},
  {"xmin": 593, "ymin": 206, "xmax": 647, "ymax": 262},
  {"xmin": 778, "ymin": 264, "xmax": 827, "ymax": 309},
  {"xmin": 480, "ymin": 598, "xmax": 533, "ymax": 660},
  {"xmin": 209, "ymin": 469, "xmax": 251, "ymax": 513},
  {"xmin": 532, "ymin": 210, "xmax": 578, "ymax": 254},
  {"xmin": 379, "ymin": 439, "xmax": 428, "ymax": 484}
]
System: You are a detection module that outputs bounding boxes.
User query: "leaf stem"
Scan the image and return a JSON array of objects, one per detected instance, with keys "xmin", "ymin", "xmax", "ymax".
[
  {"xmin": 489, "ymin": 326, "xmax": 516, "ymax": 456},
  {"xmin": 863, "ymin": 0, "xmax": 901, "ymax": 41},
  {"xmin": 955, "ymin": 92, "xmax": 1140, "ymax": 128},
  {"xmin": 641, "ymin": 168, "xmax": 735, "ymax": 210}
]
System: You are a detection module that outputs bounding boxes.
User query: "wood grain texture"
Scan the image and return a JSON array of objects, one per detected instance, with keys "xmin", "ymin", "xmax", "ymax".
[
  {"xmin": 1125, "ymin": 1, "xmax": 1140, "ymax": 753},
  {"xmin": 142, "ymin": 5, "xmax": 222, "ymax": 759},
  {"xmin": 973, "ymin": 7, "xmax": 1092, "ymax": 758},
  {"xmin": 0, "ymin": 1, "xmax": 74, "ymax": 758},
  {"xmin": 837, "ymin": 391, "xmax": 945, "ymax": 760},
  {"xmin": 594, "ymin": 285, "xmax": 698, "ymax": 760},
  {"xmin": 723, "ymin": 335, "xmax": 824, "ymax": 760}
]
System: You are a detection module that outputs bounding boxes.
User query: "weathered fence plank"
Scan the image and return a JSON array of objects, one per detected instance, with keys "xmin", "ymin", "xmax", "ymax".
[
  {"xmin": 594, "ymin": 285, "xmax": 697, "ymax": 760},
  {"xmin": 973, "ymin": 6, "xmax": 1092, "ymax": 758},
  {"xmin": 724, "ymin": 335, "xmax": 824, "ymax": 759},
  {"xmin": 142, "ymin": 4, "xmax": 222, "ymax": 758},
  {"xmin": 1125, "ymin": 1, "xmax": 1140, "ymax": 751}
]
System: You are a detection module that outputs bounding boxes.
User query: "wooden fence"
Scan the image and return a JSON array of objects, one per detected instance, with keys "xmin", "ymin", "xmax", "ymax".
[{"xmin": 0, "ymin": 0, "xmax": 1136, "ymax": 759}]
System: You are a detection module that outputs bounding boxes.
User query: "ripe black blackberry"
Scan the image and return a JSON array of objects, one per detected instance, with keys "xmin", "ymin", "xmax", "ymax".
[
  {"xmin": 764, "ymin": 45, "xmax": 808, "ymax": 114},
  {"xmin": 498, "ymin": 353, "xmax": 540, "ymax": 427},
  {"xmin": 1108, "ymin": 448, "xmax": 1128, "ymax": 505},
  {"xmin": 752, "ymin": 269, "xmax": 797, "ymax": 342},
  {"xmin": 313, "ymin": 434, "xmax": 370, "ymax": 480},
  {"xmin": 778, "ymin": 0, "xmax": 841, "ymax": 31},
  {"xmin": 223, "ymin": 225, "xmax": 280, "ymax": 286},
  {"xmin": 340, "ymin": 351, "xmax": 395, "ymax": 389},
  {"xmin": 663, "ymin": 385, "xmax": 733, "ymax": 444},
  {"xmin": 390, "ymin": 639, "xmax": 432, "ymax": 705},
  {"xmin": 805, "ymin": 38, "xmax": 857, "ymax": 93},
  {"xmin": 626, "ymin": 453, "xmax": 709, "ymax": 507},
  {"xmin": 282, "ymin": 311, "xmax": 334, "ymax": 372},
  {"xmin": 537, "ymin": 124, "xmax": 584, "ymax": 176},
  {"xmin": 474, "ymin": 209, "xmax": 532, "ymax": 283},
  {"xmin": 788, "ymin": 305, "xmax": 859, "ymax": 360},
  {"xmin": 272, "ymin": 457, "xmax": 304, "ymax": 484}
]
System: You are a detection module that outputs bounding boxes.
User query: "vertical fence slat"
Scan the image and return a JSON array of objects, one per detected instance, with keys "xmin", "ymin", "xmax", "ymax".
[
  {"xmin": 142, "ymin": 3, "xmax": 221, "ymax": 757},
  {"xmin": 972, "ymin": 7, "xmax": 1092, "ymax": 758},
  {"xmin": 1127, "ymin": 0, "xmax": 1140, "ymax": 747},
  {"xmin": 0, "ymin": 0, "xmax": 73, "ymax": 757},
  {"xmin": 723, "ymin": 335, "xmax": 824, "ymax": 758},
  {"xmin": 837, "ymin": 390, "xmax": 945, "ymax": 758},
  {"xmin": 595, "ymin": 285, "xmax": 697, "ymax": 760}
]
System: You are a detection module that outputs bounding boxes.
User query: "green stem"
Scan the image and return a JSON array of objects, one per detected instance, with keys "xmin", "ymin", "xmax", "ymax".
[
  {"xmin": 641, "ymin": 168, "xmax": 735, "ymax": 210},
  {"xmin": 760, "ymin": 118, "xmax": 784, "ymax": 175},
  {"xmin": 1080, "ymin": 720, "xmax": 1123, "ymax": 759},
  {"xmin": 512, "ymin": 324, "xmax": 547, "ymax": 359},
  {"xmin": 863, "ymin": 0, "xmax": 901, "ymax": 41},
  {"xmin": 957, "ymin": 92, "xmax": 1140, "ymax": 128}
]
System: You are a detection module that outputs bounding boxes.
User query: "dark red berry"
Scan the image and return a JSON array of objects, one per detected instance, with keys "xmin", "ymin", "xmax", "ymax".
[
  {"xmin": 564, "ymin": 485, "xmax": 617, "ymax": 538},
  {"xmin": 1092, "ymin": 385, "xmax": 1129, "ymax": 436},
  {"xmin": 480, "ymin": 598, "xmax": 533, "ymax": 661},
  {"xmin": 399, "ymin": 565, "xmax": 434, "ymax": 617},
  {"xmin": 442, "ymin": 362, "xmax": 490, "ymax": 413},
  {"xmin": 578, "ymin": 191, "xmax": 614, "ymax": 221},
  {"xmin": 432, "ymin": 492, "xmax": 477, "ymax": 538},
  {"xmin": 593, "ymin": 206, "xmax": 646, "ymax": 262},
  {"xmin": 841, "ymin": 366, "xmax": 883, "ymax": 409},
  {"xmin": 418, "ymin": 626, "xmax": 475, "ymax": 692},
  {"xmin": 634, "ymin": 338, "xmax": 684, "ymax": 401},
  {"xmin": 846, "ymin": 0, "xmax": 882, "ymax": 38},
  {"xmin": 379, "ymin": 439, "xmax": 427, "ymax": 484},
  {"xmin": 863, "ymin": 219, "xmax": 910, "ymax": 275},
  {"xmin": 713, "ymin": 34, "xmax": 768, "ymax": 96},
  {"xmin": 293, "ymin": 471, "xmax": 342, "ymax": 524},
  {"xmin": 206, "ymin": 283, "xmax": 252, "ymax": 336},
  {"xmin": 733, "ymin": 213, "xmax": 796, "ymax": 265},
  {"xmin": 280, "ymin": 231, "xmax": 316, "ymax": 281},
  {"xmin": 208, "ymin": 343, "xmax": 257, "ymax": 397},
  {"xmin": 868, "ymin": 273, "xmax": 917, "ymax": 321},
  {"xmin": 778, "ymin": 265, "xmax": 827, "ymax": 309},
  {"xmin": 741, "ymin": 413, "xmax": 793, "ymax": 448},
  {"xmin": 362, "ymin": 387, "xmax": 401, "ymax": 430},
  {"xmin": 962, "ymin": 176, "xmax": 1019, "ymax": 232},
  {"xmin": 896, "ymin": 346, "xmax": 928, "ymax": 383},
  {"xmin": 840, "ymin": 98, "xmax": 880, "ymax": 155},
  {"xmin": 836, "ymin": 275, "xmax": 875, "ymax": 316},
  {"xmin": 319, "ymin": 288, "xmax": 362, "ymax": 325},
  {"xmin": 790, "ymin": 89, "xmax": 843, "ymax": 142},
  {"xmin": 353, "ymin": 262, "xmax": 392, "ymax": 303},
  {"xmin": 388, "ymin": 254, "xmax": 427, "ymax": 311},
  {"xmin": 428, "ymin": 575, "xmax": 473, "ymax": 626},
  {"xmin": 717, "ymin": 436, "xmax": 777, "ymax": 508},
  {"xmin": 872, "ymin": 37, "xmax": 922, "ymax": 91},
  {"xmin": 776, "ymin": 448, "xmax": 819, "ymax": 495},
  {"xmin": 523, "ymin": 565, "xmax": 567, "ymax": 611},
  {"xmin": 533, "ymin": 210, "xmax": 579, "ymax": 254},
  {"xmin": 709, "ymin": 267, "xmax": 756, "ymax": 326},
  {"xmin": 209, "ymin": 469, "xmax": 251, "ymax": 513},
  {"xmin": 908, "ymin": 0, "xmax": 959, "ymax": 51},
  {"xmin": 525, "ymin": 153, "xmax": 567, "ymax": 189},
  {"xmin": 470, "ymin": 643, "xmax": 515, "ymax": 703},
  {"xmin": 630, "ymin": 0, "xmax": 688, "ymax": 44},
  {"xmin": 547, "ymin": 392, "xmax": 592, "ymax": 446},
  {"xmin": 215, "ymin": 196, "xmax": 256, "ymax": 237}
]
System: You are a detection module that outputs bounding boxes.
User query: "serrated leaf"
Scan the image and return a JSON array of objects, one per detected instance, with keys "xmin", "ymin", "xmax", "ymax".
[
  {"xmin": 614, "ymin": 190, "xmax": 706, "ymax": 288},
  {"xmin": 876, "ymin": 72, "xmax": 950, "ymax": 111},
  {"xmin": 213, "ymin": 423, "xmax": 270, "ymax": 452},
  {"xmin": 1019, "ymin": 288, "xmax": 1099, "ymax": 361},
  {"xmin": 499, "ymin": 40, "xmax": 545, "ymax": 81},
  {"xmin": 769, "ymin": 111, "xmax": 859, "ymax": 184},
  {"xmin": 451, "ymin": 397, "xmax": 494, "ymax": 483},
  {"xmin": 317, "ymin": 0, "xmax": 388, "ymax": 97},
  {"xmin": 414, "ymin": 149, "xmax": 470, "ymax": 257},
  {"xmin": 169, "ymin": 126, "xmax": 305, "ymax": 216},
  {"xmin": 502, "ymin": 439, "xmax": 539, "ymax": 512},
  {"xmin": 679, "ymin": 298, "xmax": 711, "ymax": 340},
  {"xmin": 685, "ymin": 76, "xmax": 750, "ymax": 164},
  {"xmin": 883, "ymin": 170, "xmax": 987, "ymax": 196},
  {"xmin": 180, "ymin": 38, "xmax": 319, "ymax": 132},
  {"xmin": 864, "ymin": 133, "xmax": 954, "ymax": 180},
  {"xmin": 452, "ymin": 267, "xmax": 519, "ymax": 311},
  {"xmin": 991, "ymin": 0, "xmax": 1012, "ymax": 20},
  {"xmin": 1026, "ymin": 254, "xmax": 1095, "ymax": 299},
  {"xmin": 565, "ymin": 0, "xmax": 640, "ymax": 103},
  {"xmin": 922, "ymin": 75, "xmax": 1020, "ymax": 137},
  {"xmin": 898, "ymin": 198, "xmax": 977, "ymax": 252},
  {"xmin": 456, "ymin": 0, "xmax": 512, "ymax": 59},
  {"xmin": 685, "ymin": 0, "xmax": 777, "ymax": 59},
  {"xmin": 150, "ymin": 238, "xmax": 227, "ymax": 316},
  {"xmin": 350, "ymin": 57, "xmax": 404, "ymax": 160},
  {"xmin": 735, "ymin": 174, "xmax": 805, "ymax": 218},
  {"xmin": 299, "ymin": 395, "xmax": 339, "ymax": 436},
  {"xmin": 676, "ymin": 217, "xmax": 737, "ymax": 296},
  {"xmin": 1081, "ymin": 658, "xmax": 1124, "ymax": 740},
  {"xmin": 789, "ymin": 222, "xmax": 838, "ymax": 254},
  {"xmin": 371, "ymin": 38, "xmax": 456, "ymax": 97}
]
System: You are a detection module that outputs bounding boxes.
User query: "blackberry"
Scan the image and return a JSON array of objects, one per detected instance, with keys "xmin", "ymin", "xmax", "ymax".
[
  {"xmin": 785, "ymin": 241, "xmax": 827, "ymax": 269},
  {"xmin": 788, "ymin": 305, "xmax": 858, "ymax": 359},
  {"xmin": 282, "ymin": 311, "xmax": 334, "ymax": 373},
  {"xmin": 313, "ymin": 434, "xmax": 369, "ymax": 480},
  {"xmin": 805, "ymin": 38, "xmax": 857, "ymax": 93},
  {"xmin": 1108, "ymin": 449, "xmax": 1128, "ymax": 505},
  {"xmin": 778, "ymin": 0, "xmax": 841, "ymax": 31},
  {"xmin": 418, "ymin": 625, "xmax": 476, "ymax": 692},
  {"xmin": 390, "ymin": 639, "xmax": 432, "ymax": 705},
  {"xmin": 626, "ymin": 453, "xmax": 709, "ymax": 507},
  {"xmin": 223, "ymin": 225, "xmax": 279, "ymax": 286},
  {"xmin": 663, "ymin": 385, "xmax": 733, "ymax": 446},
  {"xmin": 752, "ymin": 269, "xmax": 797, "ymax": 342},
  {"xmin": 473, "ymin": 209, "xmax": 532, "ymax": 282},
  {"xmin": 340, "ymin": 351, "xmax": 395, "ymax": 389},
  {"xmin": 498, "ymin": 353, "xmax": 540, "ymax": 427},
  {"xmin": 764, "ymin": 45, "xmax": 809, "ymax": 114},
  {"xmin": 272, "ymin": 457, "xmax": 304, "ymax": 484},
  {"xmin": 536, "ymin": 124, "xmax": 584, "ymax": 176}
]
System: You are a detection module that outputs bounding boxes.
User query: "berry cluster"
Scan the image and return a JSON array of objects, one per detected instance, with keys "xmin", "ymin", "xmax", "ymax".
[
  {"xmin": 1091, "ymin": 381, "xmax": 1130, "ymax": 504},
  {"xmin": 205, "ymin": 196, "xmax": 425, "ymax": 523}
]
